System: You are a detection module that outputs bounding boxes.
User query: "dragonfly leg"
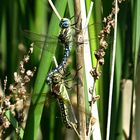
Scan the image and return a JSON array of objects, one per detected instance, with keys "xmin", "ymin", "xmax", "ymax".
[{"xmin": 70, "ymin": 12, "xmax": 81, "ymax": 26}]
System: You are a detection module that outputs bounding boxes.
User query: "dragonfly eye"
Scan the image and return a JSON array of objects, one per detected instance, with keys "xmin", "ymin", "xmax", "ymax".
[{"xmin": 59, "ymin": 18, "xmax": 70, "ymax": 28}]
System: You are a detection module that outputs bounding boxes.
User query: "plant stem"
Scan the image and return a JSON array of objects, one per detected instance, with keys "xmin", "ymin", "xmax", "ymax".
[{"xmin": 74, "ymin": 1, "xmax": 86, "ymax": 139}]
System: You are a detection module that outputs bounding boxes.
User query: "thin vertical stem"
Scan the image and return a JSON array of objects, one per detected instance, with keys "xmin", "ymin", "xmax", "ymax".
[
  {"xmin": 106, "ymin": 0, "xmax": 118, "ymax": 140},
  {"xmin": 48, "ymin": 0, "xmax": 62, "ymax": 20},
  {"xmin": 53, "ymin": 56, "xmax": 58, "ymax": 67},
  {"xmin": 74, "ymin": 0, "xmax": 86, "ymax": 139},
  {"xmin": 84, "ymin": 1, "xmax": 93, "ymax": 29}
]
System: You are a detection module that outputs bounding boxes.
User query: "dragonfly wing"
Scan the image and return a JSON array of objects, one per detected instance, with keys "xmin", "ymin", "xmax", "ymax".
[
  {"xmin": 22, "ymin": 30, "xmax": 63, "ymax": 54},
  {"xmin": 24, "ymin": 92, "xmax": 59, "ymax": 107},
  {"xmin": 22, "ymin": 30, "xmax": 58, "ymax": 41},
  {"xmin": 59, "ymin": 84, "xmax": 91, "ymax": 126},
  {"xmin": 59, "ymin": 84, "xmax": 77, "ymax": 124},
  {"xmin": 70, "ymin": 22, "xmax": 112, "ymax": 47}
]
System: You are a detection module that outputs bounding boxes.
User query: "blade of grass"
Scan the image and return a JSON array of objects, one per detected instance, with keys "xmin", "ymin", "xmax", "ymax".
[
  {"xmin": 0, "ymin": 10, "xmax": 7, "ymax": 79},
  {"xmin": 29, "ymin": 0, "xmax": 48, "ymax": 65},
  {"xmin": 86, "ymin": 0, "xmax": 104, "ymax": 138},
  {"xmin": 84, "ymin": 1, "xmax": 102, "ymax": 140},
  {"xmin": 110, "ymin": 27, "xmax": 123, "ymax": 140},
  {"xmin": 81, "ymin": 1, "xmax": 94, "ymax": 139},
  {"xmin": 135, "ymin": 59, "xmax": 140, "ymax": 140},
  {"xmin": 23, "ymin": 0, "xmax": 68, "ymax": 139},
  {"xmin": 130, "ymin": 0, "xmax": 140, "ymax": 139},
  {"xmin": 5, "ymin": 110, "xmax": 24, "ymax": 139},
  {"xmin": 7, "ymin": 0, "xmax": 18, "ymax": 84},
  {"xmin": 106, "ymin": 0, "xmax": 118, "ymax": 140},
  {"xmin": 18, "ymin": 0, "xmax": 27, "ymax": 16},
  {"xmin": 68, "ymin": 0, "xmax": 74, "ymax": 21},
  {"xmin": 111, "ymin": 5, "xmax": 128, "ymax": 139},
  {"xmin": 86, "ymin": 0, "xmax": 102, "ymax": 64}
]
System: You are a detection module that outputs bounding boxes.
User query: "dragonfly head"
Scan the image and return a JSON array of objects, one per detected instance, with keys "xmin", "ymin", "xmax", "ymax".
[{"xmin": 59, "ymin": 18, "xmax": 71, "ymax": 29}]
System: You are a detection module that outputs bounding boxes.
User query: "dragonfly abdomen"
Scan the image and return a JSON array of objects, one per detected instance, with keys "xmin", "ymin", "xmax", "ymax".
[
  {"xmin": 46, "ymin": 18, "xmax": 73, "ymax": 85},
  {"xmin": 58, "ymin": 98, "xmax": 75, "ymax": 129},
  {"xmin": 46, "ymin": 44, "xmax": 71, "ymax": 84}
]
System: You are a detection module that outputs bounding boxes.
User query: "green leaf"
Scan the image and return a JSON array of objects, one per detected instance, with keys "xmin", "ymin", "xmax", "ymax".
[
  {"xmin": 23, "ymin": 0, "xmax": 68, "ymax": 139},
  {"xmin": 5, "ymin": 110, "xmax": 24, "ymax": 139}
]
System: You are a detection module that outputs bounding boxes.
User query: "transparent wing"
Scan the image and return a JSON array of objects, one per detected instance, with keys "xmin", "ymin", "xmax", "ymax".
[
  {"xmin": 22, "ymin": 24, "xmax": 112, "ymax": 55},
  {"xmin": 23, "ymin": 84, "xmax": 90, "ymax": 129},
  {"xmin": 25, "ymin": 92, "xmax": 57, "ymax": 105},
  {"xmin": 76, "ymin": 22, "xmax": 113, "ymax": 46},
  {"xmin": 22, "ymin": 30, "xmax": 61, "ymax": 54},
  {"xmin": 23, "ymin": 30, "xmax": 58, "ymax": 43},
  {"xmin": 59, "ymin": 84, "xmax": 77, "ymax": 124}
]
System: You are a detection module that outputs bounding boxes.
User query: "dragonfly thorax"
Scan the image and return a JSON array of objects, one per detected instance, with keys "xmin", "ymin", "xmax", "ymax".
[
  {"xmin": 46, "ymin": 18, "xmax": 72, "ymax": 84},
  {"xmin": 52, "ymin": 73, "xmax": 63, "ymax": 84},
  {"xmin": 58, "ymin": 28, "xmax": 72, "ymax": 44}
]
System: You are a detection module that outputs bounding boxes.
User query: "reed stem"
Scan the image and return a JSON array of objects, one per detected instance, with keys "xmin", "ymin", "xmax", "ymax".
[{"xmin": 74, "ymin": 1, "xmax": 86, "ymax": 139}]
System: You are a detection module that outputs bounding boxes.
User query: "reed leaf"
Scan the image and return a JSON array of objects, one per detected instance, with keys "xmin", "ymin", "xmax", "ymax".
[
  {"xmin": 131, "ymin": 0, "xmax": 140, "ymax": 139},
  {"xmin": 23, "ymin": 0, "xmax": 68, "ymax": 139}
]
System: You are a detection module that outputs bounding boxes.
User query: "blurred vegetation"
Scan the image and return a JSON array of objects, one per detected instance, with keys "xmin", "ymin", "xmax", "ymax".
[{"xmin": 0, "ymin": 0, "xmax": 140, "ymax": 140}]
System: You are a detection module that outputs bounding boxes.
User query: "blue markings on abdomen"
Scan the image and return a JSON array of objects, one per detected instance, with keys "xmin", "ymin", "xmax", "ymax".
[{"xmin": 46, "ymin": 44, "xmax": 71, "ymax": 84}]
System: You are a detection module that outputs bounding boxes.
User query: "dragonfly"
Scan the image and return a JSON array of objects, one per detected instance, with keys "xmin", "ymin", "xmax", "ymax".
[
  {"xmin": 23, "ymin": 18, "xmax": 77, "ymax": 85},
  {"xmin": 18, "ymin": 68, "xmax": 94, "ymax": 140},
  {"xmin": 25, "ymin": 69, "xmax": 89, "ymax": 129},
  {"xmin": 23, "ymin": 18, "xmax": 110, "ymax": 85},
  {"xmin": 50, "ymin": 72, "xmax": 78, "ymax": 129},
  {"xmin": 23, "ymin": 70, "xmax": 79, "ymax": 129}
]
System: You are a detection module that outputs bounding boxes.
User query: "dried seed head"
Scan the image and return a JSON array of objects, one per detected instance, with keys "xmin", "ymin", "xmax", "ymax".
[
  {"xmin": 4, "ymin": 76, "xmax": 7, "ymax": 92},
  {"xmin": 92, "ymin": 95, "xmax": 100, "ymax": 103},
  {"xmin": 103, "ymin": 17, "xmax": 107, "ymax": 23},
  {"xmin": 0, "ymin": 114, "xmax": 4, "ymax": 125},
  {"xmin": 10, "ymin": 105, "xmax": 15, "ymax": 111},
  {"xmin": 94, "ymin": 48, "xmax": 105, "ymax": 60},
  {"xmin": 24, "ymin": 75, "xmax": 30, "ymax": 83},
  {"xmin": 23, "ymin": 55, "xmax": 30, "ymax": 63},
  {"xmin": 3, "ymin": 98, "xmax": 10, "ymax": 108},
  {"xmin": 17, "ymin": 110, "xmax": 25, "ymax": 123},
  {"xmin": 19, "ymin": 61, "xmax": 25, "ymax": 74},
  {"xmin": 110, "ymin": 19, "xmax": 115, "ymax": 28},
  {"xmin": 29, "ymin": 44, "xmax": 34, "ymax": 53},
  {"xmin": 20, "ymin": 69, "xmax": 25, "ymax": 74},
  {"xmin": 100, "ymin": 39, "xmax": 108, "ymax": 49},
  {"xmin": 3, "ymin": 118, "xmax": 10, "ymax": 128},
  {"xmin": 107, "ymin": 13, "xmax": 113, "ymax": 21},
  {"xmin": 9, "ymin": 84, "xmax": 15, "ymax": 93},
  {"xmin": 0, "ymin": 94, "xmax": 3, "ymax": 102},
  {"xmin": 15, "ymin": 99, "xmax": 24, "ymax": 111},
  {"xmin": 90, "ymin": 68, "xmax": 101, "ymax": 79},
  {"xmin": 98, "ymin": 31, "xmax": 105, "ymax": 39},
  {"xmin": 104, "ymin": 26, "xmax": 111, "ymax": 34},
  {"xmin": 99, "ymin": 58, "xmax": 105, "ymax": 65},
  {"xmin": 14, "ymin": 72, "xmax": 21, "ymax": 83},
  {"xmin": 33, "ymin": 67, "xmax": 37, "ymax": 72},
  {"xmin": 15, "ymin": 128, "xmax": 20, "ymax": 134},
  {"xmin": 26, "ymin": 70, "xmax": 34, "ymax": 77},
  {"xmin": 0, "ymin": 108, "xmax": 2, "ymax": 114},
  {"xmin": 18, "ymin": 87, "xmax": 26, "ymax": 95},
  {"xmin": 89, "ymin": 87, "xmax": 93, "ymax": 94},
  {"xmin": 20, "ymin": 61, "xmax": 24, "ymax": 68},
  {"xmin": 0, "ymin": 46, "xmax": 36, "ymax": 139}
]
